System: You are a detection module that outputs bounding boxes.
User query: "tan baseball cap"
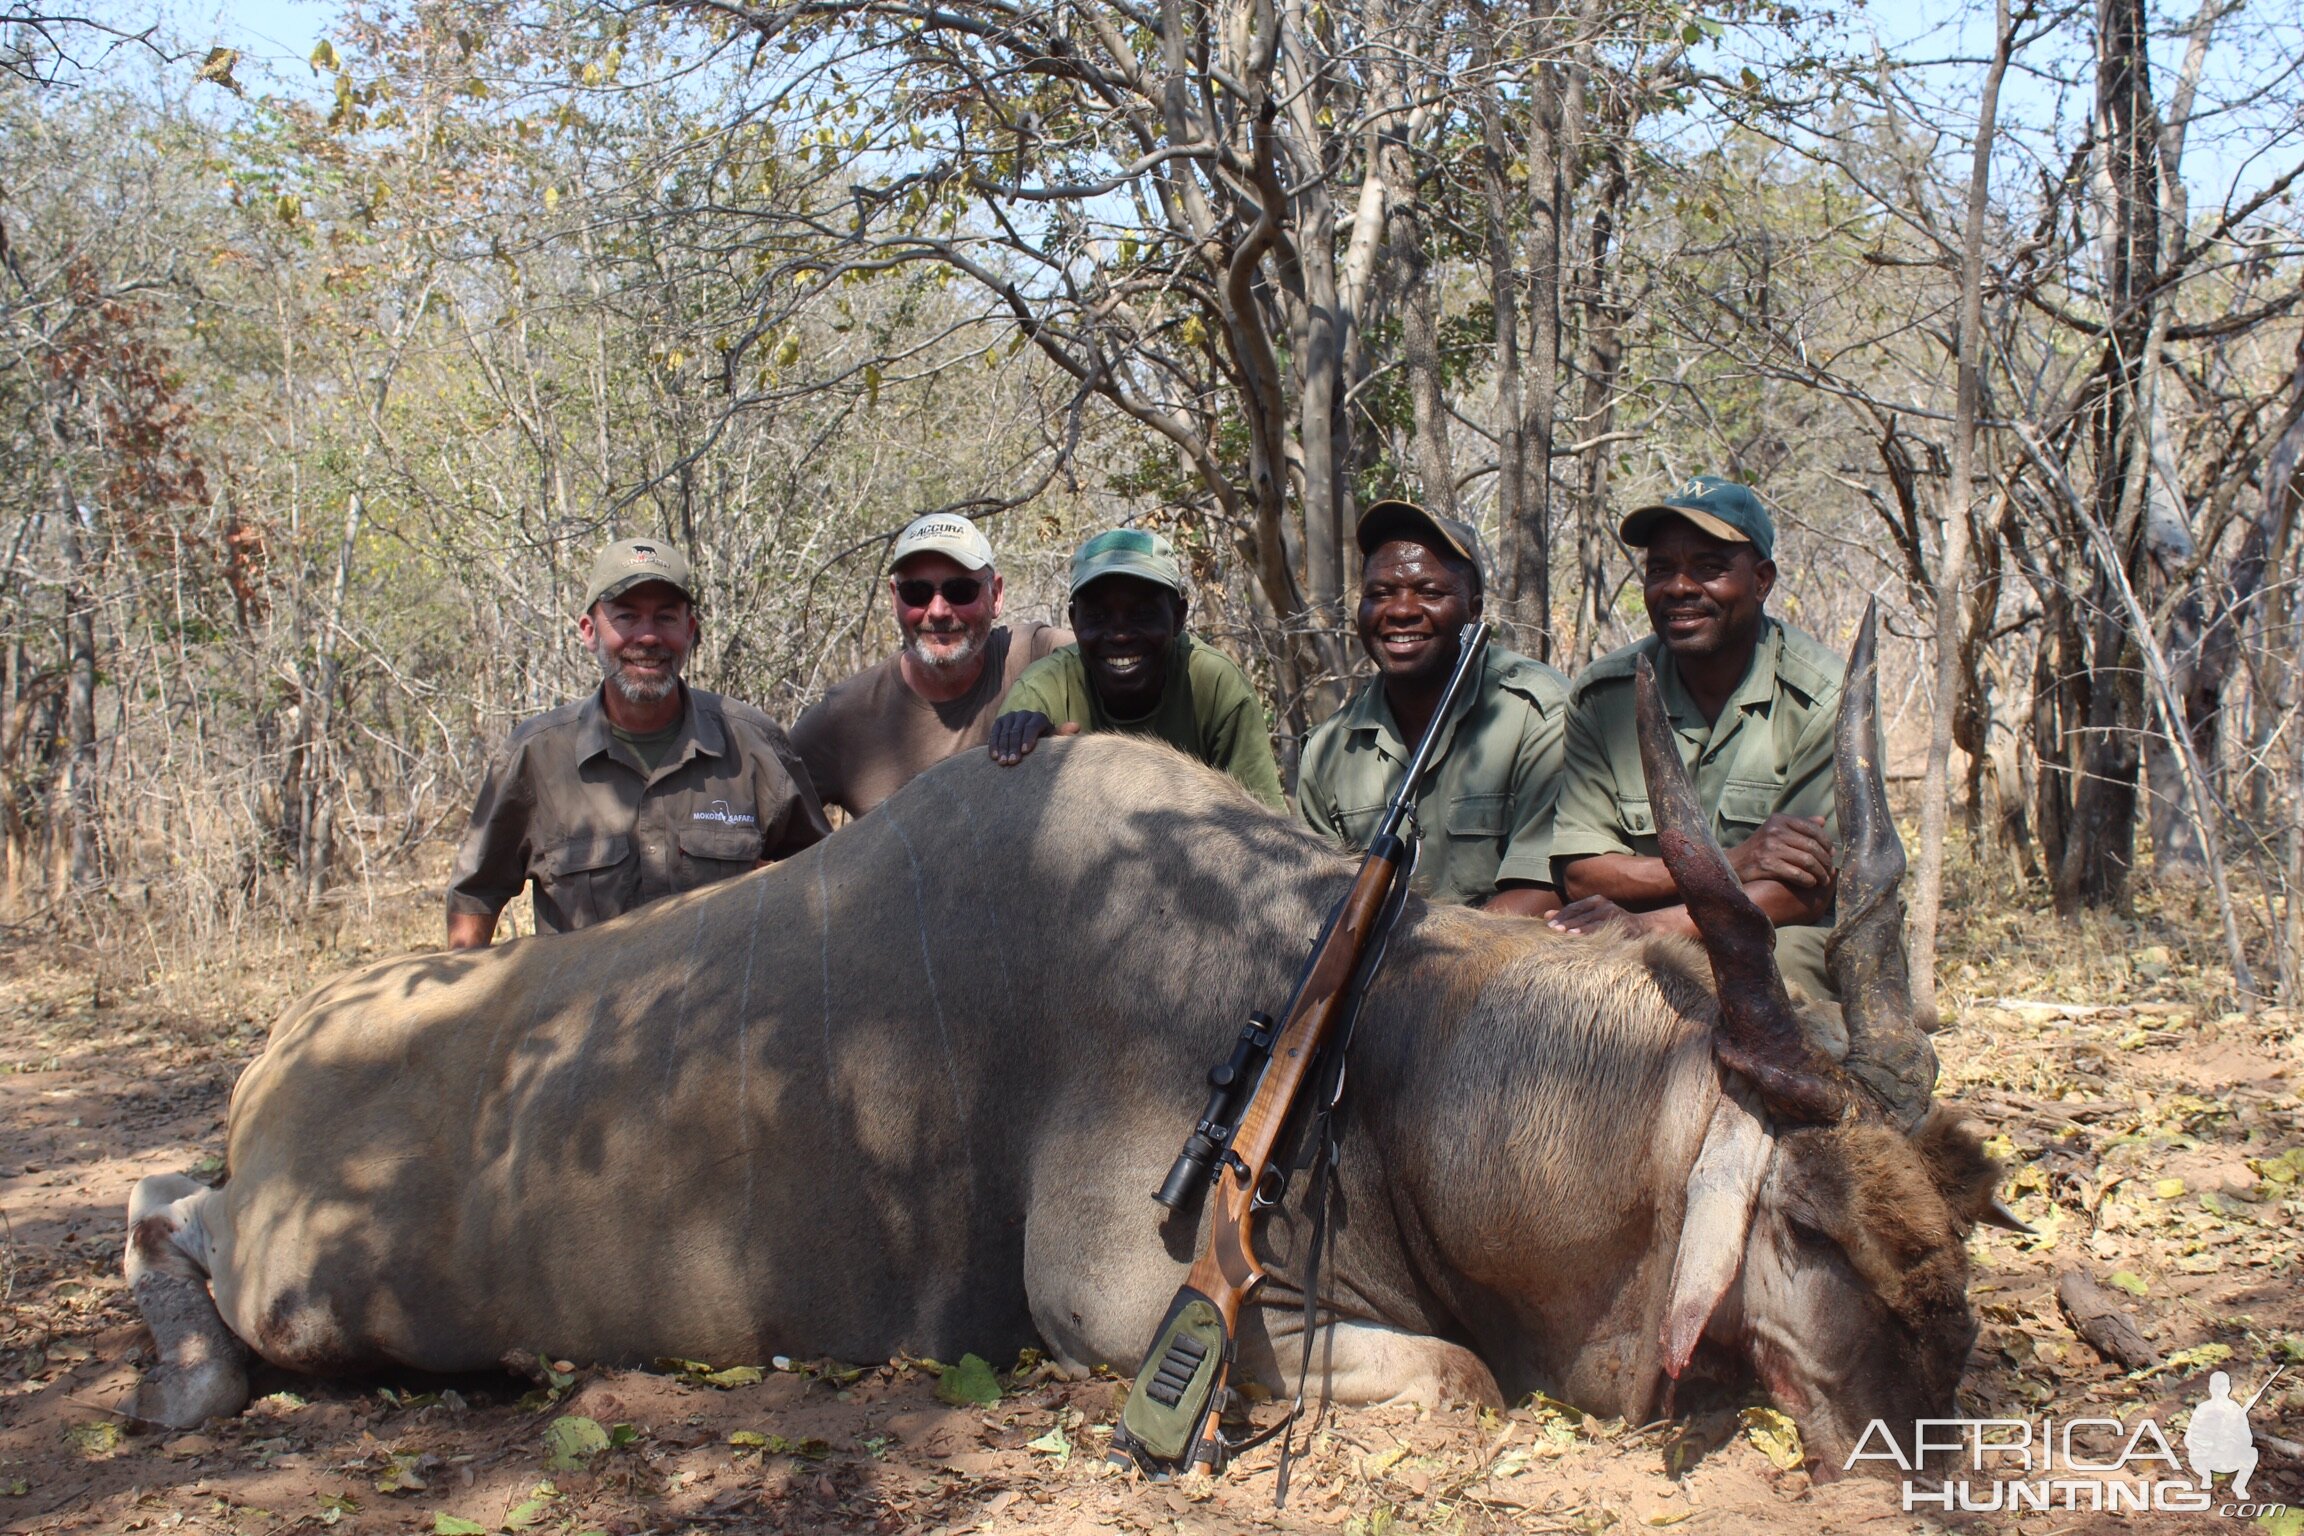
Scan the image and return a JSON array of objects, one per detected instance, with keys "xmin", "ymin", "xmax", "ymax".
[
  {"xmin": 889, "ymin": 512, "xmax": 996, "ymax": 572},
  {"xmin": 580, "ymin": 537, "xmax": 696, "ymax": 614}
]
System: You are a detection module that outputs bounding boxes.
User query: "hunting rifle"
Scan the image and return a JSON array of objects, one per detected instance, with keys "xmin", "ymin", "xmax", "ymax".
[{"xmin": 1113, "ymin": 621, "xmax": 1494, "ymax": 1484}]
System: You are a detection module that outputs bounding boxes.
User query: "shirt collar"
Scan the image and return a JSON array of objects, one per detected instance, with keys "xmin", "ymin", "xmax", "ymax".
[
  {"xmin": 577, "ymin": 683, "xmax": 717, "ymax": 777},
  {"xmin": 1659, "ymin": 617, "xmax": 1783, "ymax": 748},
  {"xmin": 1341, "ymin": 646, "xmax": 1492, "ymax": 765}
]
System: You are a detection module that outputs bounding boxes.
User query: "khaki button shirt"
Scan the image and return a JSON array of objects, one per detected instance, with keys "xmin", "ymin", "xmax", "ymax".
[
  {"xmin": 446, "ymin": 685, "xmax": 829, "ymax": 935},
  {"xmin": 1296, "ymin": 646, "xmax": 1569, "ymax": 905},
  {"xmin": 1548, "ymin": 617, "xmax": 1843, "ymax": 878}
]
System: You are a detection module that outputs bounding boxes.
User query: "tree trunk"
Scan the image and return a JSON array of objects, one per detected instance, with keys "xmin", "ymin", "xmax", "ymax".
[
  {"xmin": 1910, "ymin": 0, "xmax": 2014, "ymax": 1018},
  {"xmin": 1508, "ymin": 59, "xmax": 1571, "ymax": 646},
  {"xmin": 52, "ymin": 474, "xmax": 100, "ymax": 900},
  {"xmin": 299, "ymin": 494, "xmax": 363, "ymax": 908},
  {"xmin": 1472, "ymin": 3, "xmax": 1525, "ymax": 640},
  {"xmin": 2057, "ymin": 0, "xmax": 2161, "ymax": 917}
]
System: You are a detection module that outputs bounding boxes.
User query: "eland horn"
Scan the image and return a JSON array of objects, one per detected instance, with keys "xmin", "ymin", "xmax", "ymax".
[
  {"xmin": 1823, "ymin": 600, "xmax": 1940, "ymax": 1132},
  {"xmin": 1633, "ymin": 656, "xmax": 1848, "ymax": 1124}
]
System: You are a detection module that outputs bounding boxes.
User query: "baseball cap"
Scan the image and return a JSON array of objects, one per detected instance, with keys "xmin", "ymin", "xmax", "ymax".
[
  {"xmin": 889, "ymin": 512, "xmax": 996, "ymax": 573},
  {"xmin": 1069, "ymin": 527, "xmax": 1185, "ymax": 597},
  {"xmin": 581, "ymin": 537, "xmax": 696, "ymax": 614},
  {"xmin": 1619, "ymin": 475, "xmax": 1776, "ymax": 560},
  {"xmin": 1357, "ymin": 499, "xmax": 1486, "ymax": 592}
]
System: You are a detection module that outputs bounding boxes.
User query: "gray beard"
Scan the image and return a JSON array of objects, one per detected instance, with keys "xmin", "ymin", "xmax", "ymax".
[
  {"xmin": 904, "ymin": 625, "xmax": 987, "ymax": 675},
  {"xmin": 596, "ymin": 641, "xmax": 682, "ymax": 704}
]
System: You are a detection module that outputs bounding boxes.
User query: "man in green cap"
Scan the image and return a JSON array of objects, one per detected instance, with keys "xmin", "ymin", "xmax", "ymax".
[
  {"xmin": 988, "ymin": 527, "xmax": 1286, "ymax": 810},
  {"xmin": 1546, "ymin": 475, "xmax": 1846, "ymax": 1005},
  {"xmin": 445, "ymin": 537, "xmax": 828, "ymax": 947},
  {"xmin": 1296, "ymin": 500, "xmax": 1569, "ymax": 915}
]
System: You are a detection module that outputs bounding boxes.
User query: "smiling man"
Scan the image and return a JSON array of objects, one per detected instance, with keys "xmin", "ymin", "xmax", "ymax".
[
  {"xmin": 1546, "ymin": 476, "xmax": 1848, "ymax": 1006},
  {"xmin": 444, "ymin": 537, "xmax": 828, "ymax": 947},
  {"xmin": 790, "ymin": 512, "xmax": 1069, "ymax": 819},
  {"xmin": 1295, "ymin": 501, "xmax": 1568, "ymax": 914},
  {"xmin": 987, "ymin": 527, "xmax": 1285, "ymax": 810}
]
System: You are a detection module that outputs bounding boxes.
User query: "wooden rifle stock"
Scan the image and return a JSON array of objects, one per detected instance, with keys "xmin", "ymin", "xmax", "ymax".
[
  {"xmin": 1116, "ymin": 622, "xmax": 1491, "ymax": 1477},
  {"xmin": 1174, "ymin": 846, "xmax": 1399, "ymax": 1468}
]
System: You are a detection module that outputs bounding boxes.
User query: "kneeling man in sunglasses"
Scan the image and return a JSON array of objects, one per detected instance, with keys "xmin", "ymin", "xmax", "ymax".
[
  {"xmin": 988, "ymin": 528, "xmax": 1287, "ymax": 811},
  {"xmin": 790, "ymin": 513, "xmax": 1072, "ymax": 819}
]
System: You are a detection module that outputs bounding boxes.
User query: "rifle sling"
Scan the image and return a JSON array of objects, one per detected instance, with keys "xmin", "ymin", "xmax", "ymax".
[{"xmin": 1274, "ymin": 836, "xmax": 1416, "ymax": 1507}]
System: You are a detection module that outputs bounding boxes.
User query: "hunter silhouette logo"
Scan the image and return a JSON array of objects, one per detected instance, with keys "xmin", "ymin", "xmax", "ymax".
[
  {"xmin": 2187, "ymin": 1367, "xmax": 2278, "ymax": 1500},
  {"xmin": 1850, "ymin": 1364, "xmax": 2289, "ymax": 1515}
]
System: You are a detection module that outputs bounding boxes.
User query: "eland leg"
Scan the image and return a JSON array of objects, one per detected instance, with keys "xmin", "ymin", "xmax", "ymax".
[{"xmin": 123, "ymin": 1174, "xmax": 248, "ymax": 1429}]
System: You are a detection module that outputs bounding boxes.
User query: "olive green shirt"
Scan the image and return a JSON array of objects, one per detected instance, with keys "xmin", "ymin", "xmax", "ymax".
[
  {"xmin": 1296, "ymin": 647, "xmax": 1570, "ymax": 905},
  {"xmin": 1002, "ymin": 636, "xmax": 1287, "ymax": 811},
  {"xmin": 447, "ymin": 684, "xmax": 829, "ymax": 935},
  {"xmin": 1548, "ymin": 617, "xmax": 1844, "ymax": 879}
]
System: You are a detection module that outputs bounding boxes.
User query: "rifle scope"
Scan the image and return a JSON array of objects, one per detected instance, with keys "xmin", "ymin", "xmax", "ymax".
[{"xmin": 1153, "ymin": 1011, "xmax": 1276, "ymax": 1209}]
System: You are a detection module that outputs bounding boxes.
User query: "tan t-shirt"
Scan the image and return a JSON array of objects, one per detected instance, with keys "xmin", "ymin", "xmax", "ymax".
[{"xmin": 792, "ymin": 622, "xmax": 1069, "ymax": 817}]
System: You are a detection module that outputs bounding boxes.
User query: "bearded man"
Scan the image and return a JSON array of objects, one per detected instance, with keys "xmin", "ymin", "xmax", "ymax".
[
  {"xmin": 790, "ymin": 512, "xmax": 1069, "ymax": 819},
  {"xmin": 444, "ymin": 538, "xmax": 827, "ymax": 947}
]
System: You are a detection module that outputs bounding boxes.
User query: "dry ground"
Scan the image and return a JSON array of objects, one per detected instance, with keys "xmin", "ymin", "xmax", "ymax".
[{"xmin": 1, "ymin": 847, "xmax": 2299, "ymax": 1536}]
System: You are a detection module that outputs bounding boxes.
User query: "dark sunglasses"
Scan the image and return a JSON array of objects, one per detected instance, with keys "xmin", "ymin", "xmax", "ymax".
[{"xmin": 894, "ymin": 577, "xmax": 985, "ymax": 608}]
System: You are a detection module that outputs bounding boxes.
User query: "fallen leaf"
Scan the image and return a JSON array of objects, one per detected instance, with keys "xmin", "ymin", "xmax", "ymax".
[
  {"xmin": 1026, "ymin": 1424, "xmax": 1071, "ymax": 1467},
  {"xmin": 935, "ymin": 1352, "xmax": 1002, "ymax": 1406},
  {"xmin": 2108, "ymin": 1270, "xmax": 2149, "ymax": 1296},
  {"xmin": 67, "ymin": 1421, "xmax": 121, "ymax": 1458},
  {"xmin": 543, "ymin": 1415, "xmax": 610, "ymax": 1470},
  {"xmin": 433, "ymin": 1517, "xmax": 487, "ymax": 1536},
  {"xmin": 1738, "ymin": 1406, "xmax": 1804, "ymax": 1471},
  {"xmin": 374, "ymin": 1451, "xmax": 427, "ymax": 1492}
]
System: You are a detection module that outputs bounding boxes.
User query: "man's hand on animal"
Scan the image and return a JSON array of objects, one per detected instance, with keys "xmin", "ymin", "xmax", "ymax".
[
  {"xmin": 1546, "ymin": 893, "xmax": 1640, "ymax": 935},
  {"xmin": 987, "ymin": 710, "xmax": 1080, "ymax": 764}
]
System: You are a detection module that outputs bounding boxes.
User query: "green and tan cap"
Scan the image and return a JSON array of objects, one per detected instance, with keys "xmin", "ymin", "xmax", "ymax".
[
  {"xmin": 1619, "ymin": 475, "xmax": 1776, "ymax": 560},
  {"xmin": 1070, "ymin": 527, "xmax": 1185, "ymax": 597},
  {"xmin": 580, "ymin": 537, "xmax": 696, "ymax": 614}
]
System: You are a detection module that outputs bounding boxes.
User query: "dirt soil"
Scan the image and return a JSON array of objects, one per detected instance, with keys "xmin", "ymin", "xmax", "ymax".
[{"xmin": 2, "ymin": 858, "xmax": 2300, "ymax": 1536}]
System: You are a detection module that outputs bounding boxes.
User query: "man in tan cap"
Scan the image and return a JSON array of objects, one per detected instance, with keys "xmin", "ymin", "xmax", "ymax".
[
  {"xmin": 1296, "ymin": 500, "xmax": 1569, "ymax": 915},
  {"xmin": 988, "ymin": 527, "xmax": 1285, "ymax": 810},
  {"xmin": 444, "ymin": 537, "xmax": 828, "ymax": 947},
  {"xmin": 789, "ymin": 512, "xmax": 1069, "ymax": 818}
]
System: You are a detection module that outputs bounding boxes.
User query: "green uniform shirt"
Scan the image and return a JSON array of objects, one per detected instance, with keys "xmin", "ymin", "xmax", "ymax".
[
  {"xmin": 1002, "ymin": 636, "xmax": 1287, "ymax": 811},
  {"xmin": 1548, "ymin": 616, "xmax": 1844, "ymax": 878},
  {"xmin": 1296, "ymin": 647, "xmax": 1570, "ymax": 906}
]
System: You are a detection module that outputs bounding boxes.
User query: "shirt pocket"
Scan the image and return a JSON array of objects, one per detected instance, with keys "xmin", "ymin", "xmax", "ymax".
[
  {"xmin": 536, "ymin": 833, "xmax": 631, "ymax": 931},
  {"xmin": 677, "ymin": 822, "xmax": 762, "ymax": 885},
  {"xmin": 1446, "ymin": 792, "xmax": 1510, "ymax": 841},
  {"xmin": 1334, "ymin": 802, "xmax": 1389, "ymax": 850},
  {"xmin": 1718, "ymin": 779, "xmax": 1778, "ymax": 833},
  {"xmin": 1613, "ymin": 793, "xmax": 1656, "ymax": 840}
]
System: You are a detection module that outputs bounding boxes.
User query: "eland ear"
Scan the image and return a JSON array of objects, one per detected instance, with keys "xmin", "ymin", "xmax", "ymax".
[
  {"xmin": 1911, "ymin": 1106, "xmax": 2006, "ymax": 1232},
  {"xmin": 1662, "ymin": 1091, "xmax": 1774, "ymax": 1377}
]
